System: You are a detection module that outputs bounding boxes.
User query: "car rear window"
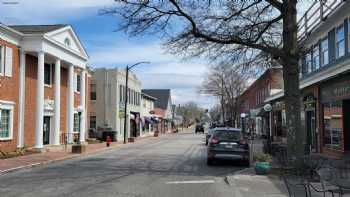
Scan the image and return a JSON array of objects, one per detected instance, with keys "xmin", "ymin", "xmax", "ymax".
[{"xmin": 213, "ymin": 130, "xmax": 241, "ymax": 140}]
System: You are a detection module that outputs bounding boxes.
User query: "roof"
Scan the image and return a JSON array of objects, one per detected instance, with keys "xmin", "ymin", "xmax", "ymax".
[
  {"xmin": 142, "ymin": 89, "xmax": 171, "ymax": 110},
  {"xmin": 9, "ymin": 24, "xmax": 68, "ymax": 34},
  {"xmin": 141, "ymin": 93, "xmax": 157, "ymax": 101}
]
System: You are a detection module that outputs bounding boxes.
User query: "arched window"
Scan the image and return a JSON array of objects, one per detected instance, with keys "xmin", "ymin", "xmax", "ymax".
[{"xmin": 64, "ymin": 38, "xmax": 71, "ymax": 47}]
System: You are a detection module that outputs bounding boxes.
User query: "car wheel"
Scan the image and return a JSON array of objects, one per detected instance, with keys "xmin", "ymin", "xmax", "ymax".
[{"xmin": 207, "ymin": 158, "xmax": 214, "ymax": 166}]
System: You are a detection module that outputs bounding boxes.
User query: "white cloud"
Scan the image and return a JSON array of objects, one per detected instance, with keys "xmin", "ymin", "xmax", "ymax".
[{"xmin": 0, "ymin": 0, "xmax": 116, "ymax": 24}]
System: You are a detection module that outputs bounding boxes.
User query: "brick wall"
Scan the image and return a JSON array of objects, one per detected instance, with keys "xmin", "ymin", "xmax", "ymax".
[{"xmin": 0, "ymin": 39, "xmax": 19, "ymax": 152}]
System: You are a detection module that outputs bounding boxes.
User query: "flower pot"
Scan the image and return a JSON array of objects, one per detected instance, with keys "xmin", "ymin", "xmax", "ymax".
[{"xmin": 255, "ymin": 162, "xmax": 271, "ymax": 175}]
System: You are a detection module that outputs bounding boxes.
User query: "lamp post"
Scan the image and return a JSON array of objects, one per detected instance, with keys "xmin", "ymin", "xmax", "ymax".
[
  {"xmin": 123, "ymin": 61, "xmax": 150, "ymax": 144},
  {"xmin": 263, "ymin": 104, "xmax": 273, "ymax": 154},
  {"xmin": 240, "ymin": 113, "xmax": 247, "ymax": 133}
]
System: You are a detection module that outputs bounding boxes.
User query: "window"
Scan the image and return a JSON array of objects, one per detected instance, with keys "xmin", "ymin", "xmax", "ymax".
[
  {"xmin": 73, "ymin": 112, "xmax": 81, "ymax": 133},
  {"xmin": 89, "ymin": 116, "xmax": 96, "ymax": 129},
  {"xmin": 323, "ymin": 101, "xmax": 343, "ymax": 150},
  {"xmin": 336, "ymin": 24, "xmax": 345, "ymax": 58},
  {"xmin": 119, "ymin": 85, "xmax": 124, "ymax": 103},
  {"xmin": 320, "ymin": 37, "xmax": 329, "ymax": 67},
  {"xmin": 90, "ymin": 84, "xmax": 96, "ymax": 100},
  {"xmin": 44, "ymin": 63, "xmax": 52, "ymax": 85},
  {"xmin": 76, "ymin": 74, "xmax": 81, "ymax": 92},
  {"xmin": 312, "ymin": 45, "xmax": 320, "ymax": 71},
  {"xmin": 0, "ymin": 104, "xmax": 13, "ymax": 140},
  {"xmin": 64, "ymin": 38, "xmax": 71, "ymax": 47},
  {"xmin": 127, "ymin": 88, "xmax": 130, "ymax": 104},
  {"xmin": 306, "ymin": 53, "xmax": 312, "ymax": 73}
]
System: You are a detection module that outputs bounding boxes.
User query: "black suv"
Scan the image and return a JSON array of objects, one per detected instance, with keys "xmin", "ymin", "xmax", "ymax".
[{"xmin": 207, "ymin": 128, "xmax": 249, "ymax": 165}]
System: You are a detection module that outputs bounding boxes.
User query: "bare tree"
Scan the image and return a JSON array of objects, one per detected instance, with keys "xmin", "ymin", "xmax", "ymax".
[
  {"xmin": 102, "ymin": 0, "xmax": 304, "ymax": 155},
  {"xmin": 200, "ymin": 64, "xmax": 247, "ymax": 127},
  {"xmin": 177, "ymin": 101, "xmax": 204, "ymax": 127}
]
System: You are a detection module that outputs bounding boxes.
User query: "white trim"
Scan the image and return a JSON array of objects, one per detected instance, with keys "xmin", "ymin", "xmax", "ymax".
[
  {"xmin": 0, "ymin": 101, "xmax": 14, "ymax": 141},
  {"xmin": 45, "ymin": 25, "xmax": 89, "ymax": 58}
]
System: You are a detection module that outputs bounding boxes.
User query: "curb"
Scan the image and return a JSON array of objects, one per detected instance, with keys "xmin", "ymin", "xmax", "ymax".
[
  {"xmin": 0, "ymin": 144, "xmax": 120, "ymax": 175},
  {"xmin": 224, "ymin": 167, "xmax": 254, "ymax": 186}
]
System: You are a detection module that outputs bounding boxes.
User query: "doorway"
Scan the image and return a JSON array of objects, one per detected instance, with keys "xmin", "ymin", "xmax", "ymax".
[
  {"xmin": 43, "ymin": 116, "xmax": 51, "ymax": 145},
  {"xmin": 306, "ymin": 110, "xmax": 317, "ymax": 153},
  {"xmin": 343, "ymin": 100, "xmax": 350, "ymax": 152}
]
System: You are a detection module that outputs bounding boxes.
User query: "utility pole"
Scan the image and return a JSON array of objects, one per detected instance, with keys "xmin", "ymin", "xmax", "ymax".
[{"xmin": 123, "ymin": 61, "xmax": 150, "ymax": 144}]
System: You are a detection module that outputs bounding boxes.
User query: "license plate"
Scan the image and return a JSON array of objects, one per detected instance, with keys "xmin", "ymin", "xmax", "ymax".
[{"xmin": 225, "ymin": 145, "xmax": 233, "ymax": 148}]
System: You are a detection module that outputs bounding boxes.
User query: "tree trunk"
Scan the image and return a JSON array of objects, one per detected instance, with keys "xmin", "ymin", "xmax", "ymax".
[{"xmin": 282, "ymin": 0, "xmax": 305, "ymax": 156}]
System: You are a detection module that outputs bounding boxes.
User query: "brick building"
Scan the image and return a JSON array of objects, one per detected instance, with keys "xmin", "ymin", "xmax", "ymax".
[
  {"xmin": 237, "ymin": 68, "xmax": 283, "ymax": 136},
  {"xmin": 0, "ymin": 24, "xmax": 89, "ymax": 152}
]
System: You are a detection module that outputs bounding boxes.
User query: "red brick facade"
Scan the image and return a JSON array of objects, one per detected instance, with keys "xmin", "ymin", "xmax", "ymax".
[{"xmin": 0, "ymin": 39, "xmax": 20, "ymax": 152}]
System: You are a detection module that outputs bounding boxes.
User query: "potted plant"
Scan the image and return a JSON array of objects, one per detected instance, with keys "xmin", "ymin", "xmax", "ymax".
[{"xmin": 254, "ymin": 153, "xmax": 272, "ymax": 175}]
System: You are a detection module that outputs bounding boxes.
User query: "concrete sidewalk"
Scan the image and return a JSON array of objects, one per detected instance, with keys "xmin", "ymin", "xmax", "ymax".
[
  {"xmin": 0, "ymin": 142, "xmax": 121, "ymax": 174},
  {"xmin": 226, "ymin": 168, "xmax": 288, "ymax": 197}
]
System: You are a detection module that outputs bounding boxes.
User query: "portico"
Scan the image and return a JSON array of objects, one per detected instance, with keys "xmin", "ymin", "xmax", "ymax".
[{"xmin": 12, "ymin": 25, "xmax": 89, "ymax": 150}]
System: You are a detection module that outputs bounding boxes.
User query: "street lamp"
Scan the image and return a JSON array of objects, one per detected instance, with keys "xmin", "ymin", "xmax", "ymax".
[
  {"xmin": 123, "ymin": 61, "xmax": 150, "ymax": 144},
  {"xmin": 240, "ymin": 113, "xmax": 247, "ymax": 134},
  {"xmin": 263, "ymin": 104, "xmax": 273, "ymax": 154}
]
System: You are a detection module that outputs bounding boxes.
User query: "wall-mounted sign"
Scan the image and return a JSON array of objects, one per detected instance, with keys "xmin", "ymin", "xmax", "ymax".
[{"xmin": 321, "ymin": 76, "xmax": 350, "ymax": 103}]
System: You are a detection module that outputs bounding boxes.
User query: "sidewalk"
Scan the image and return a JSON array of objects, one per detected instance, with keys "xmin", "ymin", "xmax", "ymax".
[
  {"xmin": 226, "ymin": 168, "xmax": 288, "ymax": 197},
  {"xmin": 0, "ymin": 142, "xmax": 121, "ymax": 174},
  {"xmin": 226, "ymin": 168, "xmax": 350, "ymax": 197}
]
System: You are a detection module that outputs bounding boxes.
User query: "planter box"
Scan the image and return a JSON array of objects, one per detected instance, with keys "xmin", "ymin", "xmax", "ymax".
[
  {"xmin": 72, "ymin": 144, "xmax": 86, "ymax": 154},
  {"xmin": 255, "ymin": 162, "xmax": 271, "ymax": 175},
  {"xmin": 128, "ymin": 137, "xmax": 135, "ymax": 143}
]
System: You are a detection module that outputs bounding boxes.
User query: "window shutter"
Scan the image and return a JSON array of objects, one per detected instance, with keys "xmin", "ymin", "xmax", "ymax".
[
  {"xmin": 0, "ymin": 46, "xmax": 4, "ymax": 74},
  {"xmin": 5, "ymin": 46, "xmax": 13, "ymax": 77},
  {"xmin": 328, "ymin": 28, "xmax": 335, "ymax": 63},
  {"xmin": 74, "ymin": 73, "xmax": 77, "ymax": 91}
]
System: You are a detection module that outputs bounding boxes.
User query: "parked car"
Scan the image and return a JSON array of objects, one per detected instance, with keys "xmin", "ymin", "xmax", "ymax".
[
  {"xmin": 207, "ymin": 128, "xmax": 249, "ymax": 166},
  {"xmin": 195, "ymin": 124, "xmax": 204, "ymax": 134}
]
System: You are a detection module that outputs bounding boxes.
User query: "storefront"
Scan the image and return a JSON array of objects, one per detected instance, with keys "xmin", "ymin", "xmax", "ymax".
[
  {"xmin": 301, "ymin": 85, "xmax": 320, "ymax": 154},
  {"xmin": 320, "ymin": 74, "xmax": 350, "ymax": 157},
  {"xmin": 272, "ymin": 101, "xmax": 287, "ymax": 143}
]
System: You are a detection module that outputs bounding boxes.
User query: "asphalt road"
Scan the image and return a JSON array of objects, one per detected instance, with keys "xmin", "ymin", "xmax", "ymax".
[{"xmin": 0, "ymin": 133, "xmax": 245, "ymax": 197}]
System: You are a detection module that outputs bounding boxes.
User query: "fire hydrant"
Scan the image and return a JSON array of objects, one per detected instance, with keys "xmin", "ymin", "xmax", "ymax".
[{"xmin": 106, "ymin": 136, "xmax": 112, "ymax": 147}]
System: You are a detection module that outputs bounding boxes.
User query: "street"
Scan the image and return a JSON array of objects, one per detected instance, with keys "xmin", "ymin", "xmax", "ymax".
[{"xmin": 0, "ymin": 133, "xmax": 244, "ymax": 197}]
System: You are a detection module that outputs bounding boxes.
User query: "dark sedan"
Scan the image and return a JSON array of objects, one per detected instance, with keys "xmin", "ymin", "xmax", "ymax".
[{"xmin": 207, "ymin": 128, "xmax": 249, "ymax": 165}]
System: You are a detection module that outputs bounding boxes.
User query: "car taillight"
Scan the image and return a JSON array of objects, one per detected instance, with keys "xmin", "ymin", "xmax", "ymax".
[
  {"xmin": 239, "ymin": 139, "xmax": 249, "ymax": 150},
  {"xmin": 210, "ymin": 137, "xmax": 219, "ymax": 144}
]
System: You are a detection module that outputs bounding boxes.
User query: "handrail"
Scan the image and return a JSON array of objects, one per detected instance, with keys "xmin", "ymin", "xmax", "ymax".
[{"xmin": 297, "ymin": 0, "xmax": 344, "ymax": 41}]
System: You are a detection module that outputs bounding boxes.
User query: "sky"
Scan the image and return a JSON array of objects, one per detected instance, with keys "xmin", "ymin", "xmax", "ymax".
[
  {"xmin": 0, "ymin": 0, "xmax": 313, "ymax": 109},
  {"xmin": 0, "ymin": 0, "xmax": 215, "ymax": 108}
]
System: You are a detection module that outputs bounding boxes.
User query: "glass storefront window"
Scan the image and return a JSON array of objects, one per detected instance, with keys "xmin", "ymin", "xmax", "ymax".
[{"xmin": 323, "ymin": 101, "xmax": 343, "ymax": 150}]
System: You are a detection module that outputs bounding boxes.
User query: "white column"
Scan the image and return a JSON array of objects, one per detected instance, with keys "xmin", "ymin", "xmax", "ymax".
[
  {"xmin": 35, "ymin": 51, "xmax": 45, "ymax": 149},
  {"xmin": 53, "ymin": 59, "xmax": 61, "ymax": 145},
  {"xmin": 17, "ymin": 49, "xmax": 26, "ymax": 148},
  {"xmin": 67, "ymin": 64, "xmax": 74, "ymax": 143},
  {"xmin": 79, "ymin": 69, "xmax": 86, "ymax": 143}
]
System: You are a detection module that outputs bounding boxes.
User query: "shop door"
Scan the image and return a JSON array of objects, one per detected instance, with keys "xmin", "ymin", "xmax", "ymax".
[
  {"xmin": 43, "ymin": 116, "xmax": 51, "ymax": 145},
  {"xmin": 306, "ymin": 111, "xmax": 317, "ymax": 153},
  {"xmin": 343, "ymin": 100, "xmax": 350, "ymax": 152}
]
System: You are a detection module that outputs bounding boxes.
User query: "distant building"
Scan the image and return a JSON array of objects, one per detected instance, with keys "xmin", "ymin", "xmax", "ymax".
[
  {"xmin": 140, "ymin": 93, "xmax": 157, "ymax": 136},
  {"xmin": 238, "ymin": 68, "xmax": 283, "ymax": 136},
  {"xmin": 89, "ymin": 68, "xmax": 142, "ymax": 141},
  {"xmin": 142, "ymin": 89, "xmax": 173, "ymax": 133}
]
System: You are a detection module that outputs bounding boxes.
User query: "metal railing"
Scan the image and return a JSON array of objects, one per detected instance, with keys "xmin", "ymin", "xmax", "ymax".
[
  {"xmin": 297, "ymin": 0, "xmax": 344, "ymax": 41},
  {"xmin": 60, "ymin": 132, "xmax": 80, "ymax": 145}
]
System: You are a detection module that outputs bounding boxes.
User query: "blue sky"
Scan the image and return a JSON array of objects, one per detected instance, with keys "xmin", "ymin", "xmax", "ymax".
[
  {"xmin": 0, "ymin": 0, "xmax": 313, "ymax": 108},
  {"xmin": 0, "ymin": 0, "xmax": 216, "ymax": 108}
]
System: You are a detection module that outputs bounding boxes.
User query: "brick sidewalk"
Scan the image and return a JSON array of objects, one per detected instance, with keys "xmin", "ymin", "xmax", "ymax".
[{"xmin": 0, "ymin": 142, "xmax": 121, "ymax": 174}]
